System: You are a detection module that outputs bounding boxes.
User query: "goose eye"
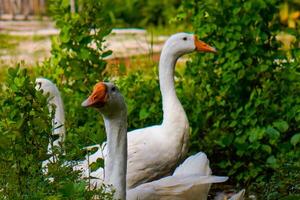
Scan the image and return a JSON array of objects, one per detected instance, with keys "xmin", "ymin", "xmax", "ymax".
[
  {"xmin": 37, "ymin": 82, "xmax": 42, "ymax": 89},
  {"xmin": 183, "ymin": 37, "xmax": 187, "ymax": 41},
  {"xmin": 111, "ymin": 86, "xmax": 116, "ymax": 92}
]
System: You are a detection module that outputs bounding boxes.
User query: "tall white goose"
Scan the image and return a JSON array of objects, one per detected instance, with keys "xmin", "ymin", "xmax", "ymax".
[
  {"xmin": 82, "ymin": 82, "xmax": 228, "ymax": 200},
  {"xmin": 36, "ymin": 33, "xmax": 217, "ymax": 188},
  {"xmin": 126, "ymin": 33, "xmax": 216, "ymax": 188},
  {"xmin": 87, "ymin": 33, "xmax": 217, "ymax": 188}
]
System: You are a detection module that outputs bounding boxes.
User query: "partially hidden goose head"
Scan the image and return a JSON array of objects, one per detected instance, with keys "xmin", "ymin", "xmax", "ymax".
[
  {"xmin": 162, "ymin": 32, "xmax": 217, "ymax": 58},
  {"xmin": 35, "ymin": 78, "xmax": 61, "ymax": 98},
  {"xmin": 81, "ymin": 82, "xmax": 126, "ymax": 117}
]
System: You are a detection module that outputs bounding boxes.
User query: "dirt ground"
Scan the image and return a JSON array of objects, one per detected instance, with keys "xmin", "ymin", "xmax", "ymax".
[{"xmin": 0, "ymin": 20, "xmax": 168, "ymax": 67}]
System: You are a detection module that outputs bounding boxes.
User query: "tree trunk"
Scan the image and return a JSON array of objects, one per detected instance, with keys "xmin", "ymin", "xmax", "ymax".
[
  {"xmin": 0, "ymin": 0, "xmax": 3, "ymax": 17},
  {"xmin": 23, "ymin": 0, "xmax": 31, "ymax": 20},
  {"xmin": 70, "ymin": 0, "xmax": 75, "ymax": 13}
]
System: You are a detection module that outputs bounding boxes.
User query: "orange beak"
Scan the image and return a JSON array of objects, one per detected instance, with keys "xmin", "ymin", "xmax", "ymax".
[
  {"xmin": 82, "ymin": 82, "xmax": 108, "ymax": 108},
  {"xmin": 194, "ymin": 35, "xmax": 217, "ymax": 53}
]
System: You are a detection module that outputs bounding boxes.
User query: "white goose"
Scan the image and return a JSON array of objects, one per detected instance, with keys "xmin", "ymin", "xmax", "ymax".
[
  {"xmin": 36, "ymin": 78, "xmax": 65, "ymax": 149},
  {"xmin": 35, "ymin": 78, "xmax": 102, "ymax": 180},
  {"xmin": 87, "ymin": 33, "xmax": 217, "ymax": 188},
  {"xmin": 36, "ymin": 33, "xmax": 217, "ymax": 188},
  {"xmin": 126, "ymin": 33, "xmax": 216, "ymax": 188},
  {"xmin": 82, "ymin": 82, "xmax": 228, "ymax": 200},
  {"xmin": 35, "ymin": 78, "xmax": 65, "ymax": 169}
]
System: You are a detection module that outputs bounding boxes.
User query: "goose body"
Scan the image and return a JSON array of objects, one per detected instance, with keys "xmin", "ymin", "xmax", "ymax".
[{"xmin": 127, "ymin": 153, "xmax": 228, "ymax": 200}]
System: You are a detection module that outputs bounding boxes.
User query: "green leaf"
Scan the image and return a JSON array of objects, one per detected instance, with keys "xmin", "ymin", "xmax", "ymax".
[
  {"xmin": 244, "ymin": 2, "xmax": 252, "ymax": 11},
  {"xmin": 102, "ymin": 50, "xmax": 112, "ymax": 58},
  {"xmin": 90, "ymin": 158, "xmax": 104, "ymax": 171},
  {"xmin": 261, "ymin": 144, "xmax": 272, "ymax": 153},
  {"xmin": 8, "ymin": 67, "xmax": 17, "ymax": 77},
  {"xmin": 60, "ymin": 26, "xmax": 71, "ymax": 43},
  {"xmin": 119, "ymin": 63, "xmax": 127, "ymax": 74},
  {"xmin": 46, "ymin": 195, "xmax": 62, "ymax": 200},
  {"xmin": 265, "ymin": 126, "xmax": 280, "ymax": 140},
  {"xmin": 60, "ymin": 182, "xmax": 75, "ymax": 196},
  {"xmin": 61, "ymin": 0, "xmax": 70, "ymax": 7},
  {"xmin": 248, "ymin": 128, "xmax": 264, "ymax": 142},
  {"xmin": 233, "ymin": 7, "xmax": 241, "ymax": 15},
  {"xmin": 229, "ymin": 120, "xmax": 237, "ymax": 127},
  {"xmin": 258, "ymin": 64, "xmax": 268, "ymax": 72},
  {"xmin": 216, "ymin": 134, "xmax": 234, "ymax": 147},
  {"xmin": 266, "ymin": 155, "xmax": 278, "ymax": 168},
  {"xmin": 237, "ymin": 69, "xmax": 245, "ymax": 79},
  {"xmin": 139, "ymin": 108, "xmax": 150, "ymax": 120},
  {"xmin": 291, "ymin": 133, "xmax": 300, "ymax": 146},
  {"xmin": 273, "ymin": 120, "xmax": 289, "ymax": 133},
  {"xmin": 79, "ymin": 48, "xmax": 90, "ymax": 59}
]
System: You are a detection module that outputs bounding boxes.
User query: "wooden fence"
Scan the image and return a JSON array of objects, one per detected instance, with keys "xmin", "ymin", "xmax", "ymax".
[{"xmin": 0, "ymin": 0, "xmax": 47, "ymax": 20}]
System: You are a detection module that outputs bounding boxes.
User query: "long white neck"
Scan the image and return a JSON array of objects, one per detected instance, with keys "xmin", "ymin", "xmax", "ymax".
[
  {"xmin": 47, "ymin": 89, "xmax": 65, "ymax": 149},
  {"xmin": 159, "ymin": 44, "xmax": 188, "ymax": 126},
  {"xmin": 51, "ymin": 94, "xmax": 65, "ymax": 144},
  {"xmin": 103, "ymin": 111, "xmax": 127, "ymax": 200}
]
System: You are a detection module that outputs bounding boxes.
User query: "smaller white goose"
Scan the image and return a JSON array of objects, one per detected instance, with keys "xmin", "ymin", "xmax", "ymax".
[
  {"xmin": 35, "ymin": 78, "xmax": 103, "ymax": 181},
  {"xmin": 82, "ymin": 82, "xmax": 228, "ymax": 200},
  {"xmin": 35, "ymin": 78, "xmax": 65, "ymax": 169}
]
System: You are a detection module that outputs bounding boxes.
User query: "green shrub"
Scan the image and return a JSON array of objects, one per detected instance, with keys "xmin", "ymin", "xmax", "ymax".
[
  {"xmin": 0, "ymin": 1, "xmax": 115, "ymax": 197},
  {"xmin": 116, "ymin": 70, "xmax": 162, "ymax": 130},
  {"xmin": 35, "ymin": 0, "xmax": 114, "ymax": 198},
  {"xmin": 178, "ymin": 0, "xmax": 300, "ymax": 192},
  {"xmin": 0, "ymin": 67, "xmax": 113, "ymax": 199},
  {"xmin": 252, "ymin": 151, "xmax": 300, "ymax": 199},
  {"xmin": 38, "ymin": 0, "xmax": 112, "ymax": 152},
  {"xmin": 0, "ymin": 66, "xmax": 50, "ymax": 199},
  {"xmin": 100, "ymin": 0, "xmax": 181, "ymax": 27}
]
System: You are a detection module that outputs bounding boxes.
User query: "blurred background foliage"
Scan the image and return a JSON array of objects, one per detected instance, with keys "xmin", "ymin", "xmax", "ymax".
[
  {"xmin": 100, "ymin": 0, "xmax": 181, "ymax": 27},
  {"xmin": 0, "ymin": 0, "xmax": 299, "ymax": 199}
]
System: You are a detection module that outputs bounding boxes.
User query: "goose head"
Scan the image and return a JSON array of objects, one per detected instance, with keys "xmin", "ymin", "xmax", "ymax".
[
  {"xmin": 81, "ymin": 82, "xmax": 126, "ymax": 118},
  {"xmin": 35, "ymin": 78, "xmax": 60, "ymax": 98},
  {"xmin": 162, "ymin": 32, "xmax": 217, "ymax": 58}
]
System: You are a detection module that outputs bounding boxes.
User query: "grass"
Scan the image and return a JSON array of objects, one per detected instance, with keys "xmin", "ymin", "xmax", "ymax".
[
  {"xmin": 147, "ymin": 23, "xmax": 193, "ymax": 36},
  {"xmin": 0, "ymin": 33, "xmax": 51, "ymax": 72},
  {"xmin": 0, "ymin": 63, "xmax": 9, "ymax": 83},
  {"xmin": 0, "ymin": 34, "xmax": 49, "ymax": 52},
  {"xmin": 0, "ymin": 33, "xmax": 50, "ymax": 54},
  {"xmin": 0, "ymin": 34, "xmax": 21, "ymax": 56}
]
